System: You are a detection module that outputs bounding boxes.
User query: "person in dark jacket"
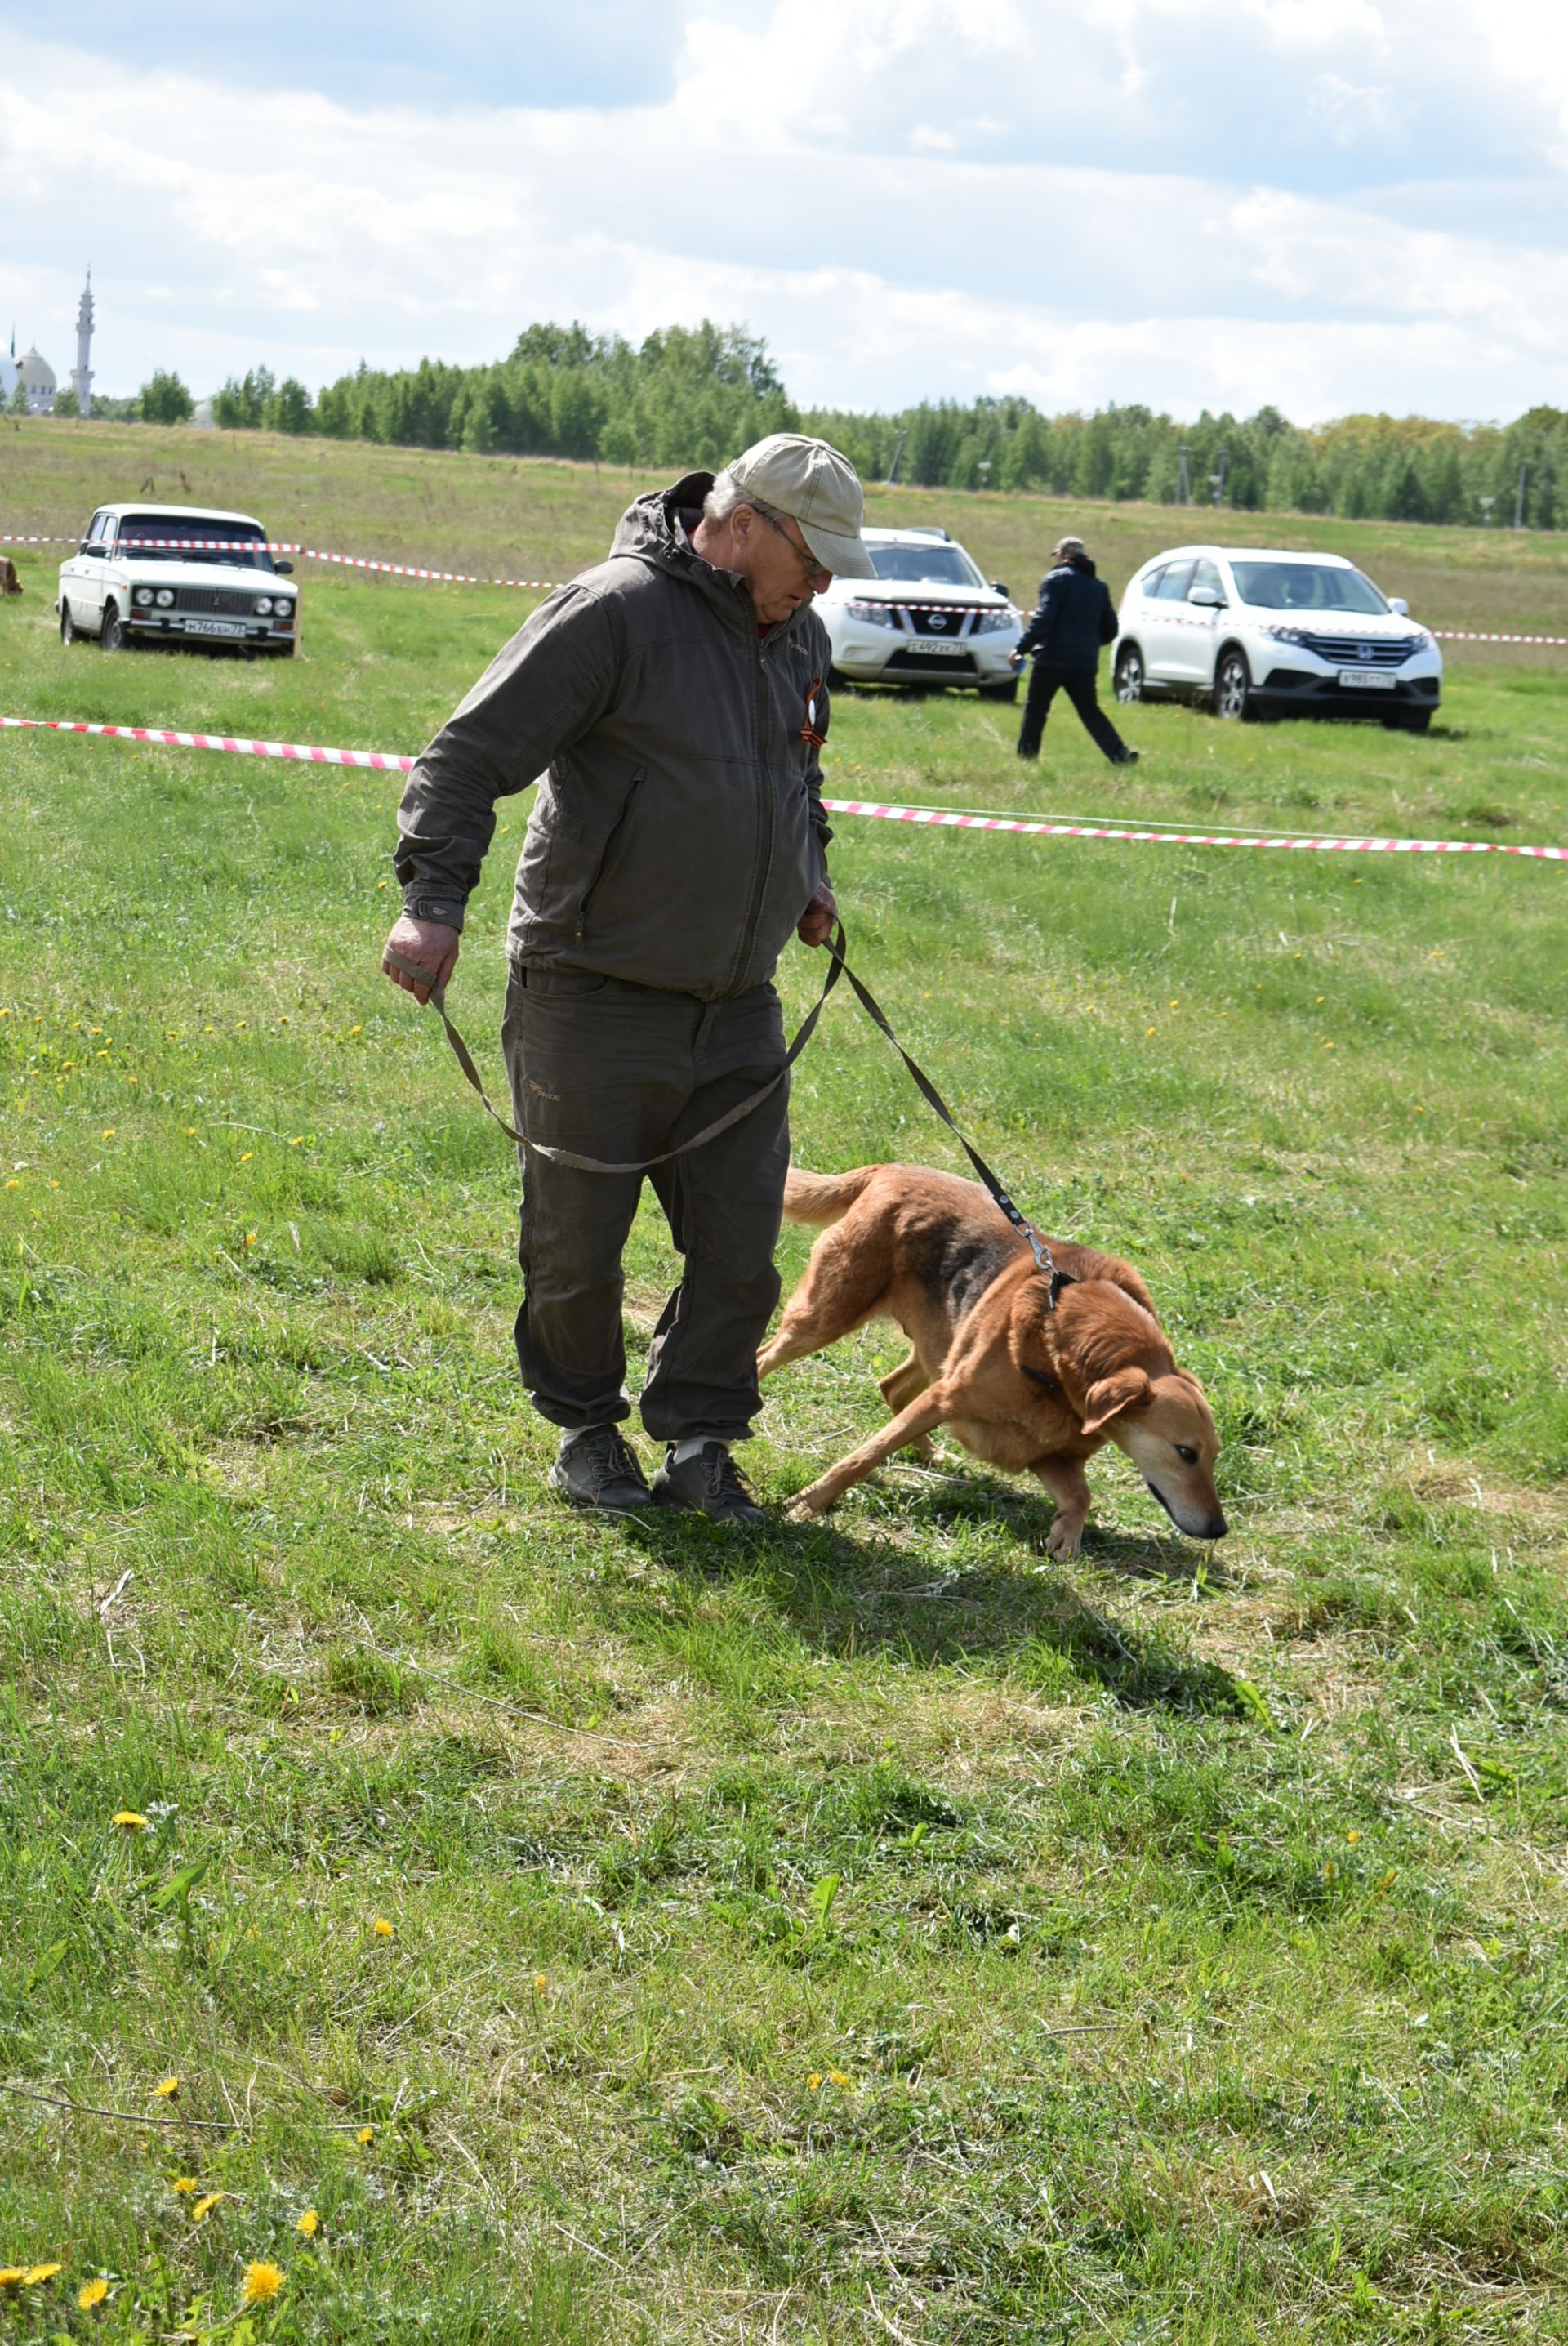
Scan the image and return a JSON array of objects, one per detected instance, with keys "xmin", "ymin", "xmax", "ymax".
[
  {"xmin": 381, "ymin": 435, "xmax": 876, "ymax": 1523},
  {"xmin": 1012, "ymin": 535, "xmax": 1138, "ymax": 765}
]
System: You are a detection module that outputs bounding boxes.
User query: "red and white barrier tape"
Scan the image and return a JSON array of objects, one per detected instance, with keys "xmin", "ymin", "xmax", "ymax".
[
  {"xmin": 6, "ymin": 714, "xmax": 1566, "ymax": 861},
  {"xmin": 8, "ymin": 535, "xmax": 1568, "ymax": 639}
]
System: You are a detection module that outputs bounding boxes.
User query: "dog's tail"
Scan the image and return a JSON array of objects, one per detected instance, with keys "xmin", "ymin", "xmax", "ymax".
[{"xmin": 782, "ymin": 1165, "xmax": 878, "ymax": 1228}]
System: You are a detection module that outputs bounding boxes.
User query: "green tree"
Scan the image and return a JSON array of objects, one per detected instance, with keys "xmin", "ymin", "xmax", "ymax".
[
  {"xmin": 139, "ymin": 370, "xmax": 194, "ymax": 425},
  {"xmin": 265, "ymin": 377, "xmax": 314, "ymax": 435},
  {"xmin": 11, "ymin": 380, "xmax": 29, "ymax": 416},
  {"xmin": 53, "ymin": 387, "xmax": 80, "ymax": 419}
]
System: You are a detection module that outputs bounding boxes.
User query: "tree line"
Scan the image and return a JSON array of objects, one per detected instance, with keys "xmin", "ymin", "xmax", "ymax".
[{"xmin": 90, "ymin": 319, "xmax": 1568, "ymax": 526}]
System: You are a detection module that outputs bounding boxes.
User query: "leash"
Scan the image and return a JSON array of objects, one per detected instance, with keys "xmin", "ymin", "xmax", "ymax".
[{"xmin": 385, "ymin": 930, "xmax": 1076, "ymax": 1309}]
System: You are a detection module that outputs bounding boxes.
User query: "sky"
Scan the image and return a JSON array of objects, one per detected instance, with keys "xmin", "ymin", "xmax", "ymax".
[{"xmin": 2, "ymin": 0, "xmax": 1566, "ymax": 425}]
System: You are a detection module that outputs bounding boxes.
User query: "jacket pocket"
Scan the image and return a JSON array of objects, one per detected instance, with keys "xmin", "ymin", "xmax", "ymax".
[{"xmin": 575, "ymin": 768, "xmax": 645, "ymax": 944}]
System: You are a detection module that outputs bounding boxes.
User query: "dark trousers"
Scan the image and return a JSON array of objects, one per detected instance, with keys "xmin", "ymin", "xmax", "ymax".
[
  {"xmin": 501, "ymin": 962, "xmax": 789, "ymax": 1445},
  {"xmin": 1018, "ymin": 662, "xmax": 1128, "ymax": 762}
]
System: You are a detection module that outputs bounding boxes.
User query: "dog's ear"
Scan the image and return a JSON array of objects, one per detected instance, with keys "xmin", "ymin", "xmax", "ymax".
[{"xmin": 1080, "ymin": 1367, "xmax": 1152, "ymax": 1438}]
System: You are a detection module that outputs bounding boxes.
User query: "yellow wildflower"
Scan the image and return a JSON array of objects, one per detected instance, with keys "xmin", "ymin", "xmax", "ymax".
[
  {"xmin": 807, "ymin": 2072, "xmax": 823, "ymax": 2093},
  {"xmin": 185, "ymin": 1126, "xmax": 197, "ymax": 1136},
  {"xmin": 355, "ymin": 2125, "xmax": 374, "ymax": 2146},
  {"xmin": 112, "ymin": 1810, "xmax": 149, "ymax": 1831},
  {"xmin": 0, "ymin": 2269, "xmax": 26, "ymax": 2286},
  {"xmin": 78, "ymin": 2277, "xmax": 109, "ymax": 2308},
  {"xmin": 372, "ymin": 1917, "xmax": 394, "ymax": 1939},
  {"xmin": 1347, "ymin": 1830, "xmax": 1361, "ymax": 1845},
  {"xmin": 172, "ymin": 2178, "xmax": 199, "ymax": 2195},
  {"xmin": 238, "ymin": 1151, "xmax": 253, "ymax": 1162},
  {"xmin": 242, "ymin": 2262, "xmax": 285, "ymax": 2304},
  {"xmin": 532, "ymin": 1971, "xmax": 547, "ymax": 1994},
  {"xmin": 22, "ymin": 2263, "xmax": 62, "ymax": 2285},
  {"xmin": 826, "ymin": 2069, "xmax": 850, "ymax": 2087},
  {"xmin": 101, "ymin": 1129, "xmax": 115, "ymax": 1140},
  {"xmin": 294, "ymin": 2210, "xmax": 319, "ymax": 2238},
  {"xmin": 153, "ymin": 2076, "xmax": 180, "ymax": 2099},
  {"xmin": 3, "ymin": 1180, "xmax": 18, "ymax": 1191},
  {"xmin": 190, "ymin": 2192, "xmax": 225, "ymax": 2223},
  {"xmin": 244, "ymin": 1232, "xmax": 257, "ymax": 1247},
  {"xmin": 349, "ymin": 1024, "xmax": 362, "ymax": 1036}
]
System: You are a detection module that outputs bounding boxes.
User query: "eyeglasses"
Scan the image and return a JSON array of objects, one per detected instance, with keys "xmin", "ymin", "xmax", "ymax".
[{"xmin": 759, "ymin": 507, "xmax": 827, "ymax": 582}]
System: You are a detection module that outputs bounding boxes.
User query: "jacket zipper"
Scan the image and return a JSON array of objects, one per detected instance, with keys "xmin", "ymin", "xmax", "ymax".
[
  {"xmin": 574, "ymin": 769, "xmax": 645, "ymax": 944},
  {"xmin": 724, "ymin": 636, "xmax": 777, "ymax": 994}
]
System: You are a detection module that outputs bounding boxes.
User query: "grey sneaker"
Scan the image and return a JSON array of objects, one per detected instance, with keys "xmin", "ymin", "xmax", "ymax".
[
  {"xmin": 548, "ymin": 1426, "xmax": 654, "ymax": 1515},
  {"xmin": 651, "ymin": 1443, "xmax": 766, "ymax": 1525}
]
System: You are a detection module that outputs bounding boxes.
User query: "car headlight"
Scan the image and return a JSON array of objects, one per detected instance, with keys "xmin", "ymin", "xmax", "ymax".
[
  {"xmin": 1262, "ymin": 623, "xmax": 1311, "ymax": 647},
  {"xmin": 1405, "ymin": 630, "xmax": 1432, "ymax": 651},
  {"xmin": 972, "ymin": 609, "xmax": 1014, "ymax": 635},
  {"xmin": 272, "ymin": 600, "xmax": 294, "ymax": 624},
  {"xmin": 254, "ymin": 595, "xmax": 274, "ymax": 617},
  {"xmin": 155, "ymin": 587, "xmax": 175, "ymax": 608},
  {"xmin": 844, "ymin": 599, "xmax": 900, "ymax": 628},
  {"xmin": 134, "ymin": 586, "xmax": 154, "ymax": 607}
]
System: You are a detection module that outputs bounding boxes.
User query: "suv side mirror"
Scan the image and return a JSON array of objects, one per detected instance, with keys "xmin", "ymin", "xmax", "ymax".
[
  {"xmin": 990, "ymin": 580, "xmax": 1009, "ymax": 599},
  {"xmin": 1188, "ymin": 586, "xmax": 1224, "ymax": 608},
  {"xmin": 82, "ymin": 542, "xmax": 106, "ymax": 557},
  {"xmin": 273, "ymin": 559, "xmax": 295, "ymax": 575},
  {"xmin": 1388, "ymin": 596, "xmax": 1409, "ymax": 615}
]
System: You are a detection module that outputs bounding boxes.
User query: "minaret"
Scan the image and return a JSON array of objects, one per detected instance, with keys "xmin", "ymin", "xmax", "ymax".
[{"xmin": 72, "ymin": 270, "xmax": 94, "ymax": 418}]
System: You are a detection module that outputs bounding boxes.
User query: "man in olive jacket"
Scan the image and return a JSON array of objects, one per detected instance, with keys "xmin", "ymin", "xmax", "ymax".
[
  {"xmin": 381, "ymin": 435, "xmax": 875, "ymax": 1521},
  {"xmin": 1013, "ymin": 534, "xmax": 1137, "ymax": 765}
]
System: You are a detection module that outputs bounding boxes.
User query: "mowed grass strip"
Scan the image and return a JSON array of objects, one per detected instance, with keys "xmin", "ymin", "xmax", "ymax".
[{"xmin": 1, "ymin": 449, "xmax": 1566, "ymax": 2341}]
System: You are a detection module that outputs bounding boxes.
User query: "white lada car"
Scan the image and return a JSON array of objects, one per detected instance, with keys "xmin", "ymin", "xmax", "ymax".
[
  {"xmin": 56, "ymin": 502, "xmax": 299, "ymax": 657},
  {"xmin": 818, "ymin": 524, "xmax": 1022, "ymax": 698},
  {"xmin": 1111, "ymin": 545, "xmax": 1441, "ymax": 730}
]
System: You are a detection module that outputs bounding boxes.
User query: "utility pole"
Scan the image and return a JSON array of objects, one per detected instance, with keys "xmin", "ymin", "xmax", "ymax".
[
  {"xmin": 1209, "ymin": 449, "xmax": 1228, "ymax": 509},
  {"xmin": 1515, "ymin": 462, "xmax": 1527, "ymax": 529},
  {"xmin": 884, "ymin": 430, "xmax": 906, "ymax": 488},
  {"xmin": 1177, "ymin": 445, "xmax": 1192, "ymax": 505}
]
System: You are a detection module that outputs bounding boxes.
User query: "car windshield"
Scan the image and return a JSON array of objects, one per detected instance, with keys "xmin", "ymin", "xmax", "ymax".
[
  {"xmin": 117, "ymin": 515, "xmax": 274, "ymax": 571},
  {"xmin": 867, "ymin": 542, "xmax": 985, "ymax": 588},
  {"xmin": 1229, "ymin": 560, "xmax": 1388, "ymax": 615}
]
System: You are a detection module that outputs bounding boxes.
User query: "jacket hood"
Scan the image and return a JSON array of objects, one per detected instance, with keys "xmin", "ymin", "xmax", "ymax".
[
  {"xmin": 1055, "ymin": 552, "xmax": 1097, "ymax": 577},
  {"xmin": 610, "ymin": 470, "xmax": 818, "ymax": 646}
]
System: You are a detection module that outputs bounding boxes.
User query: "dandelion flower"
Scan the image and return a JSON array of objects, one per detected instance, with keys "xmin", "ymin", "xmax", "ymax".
[
  {"xmin": 295, "ymin": 2210, "xmax": 319, "ymax": 2237},
  {"xmin": 244, "ymin": 1232, "xmax": 257, "ymax": 1247},
  {"xmin": 112, "ymin": 1810, "xmax": 149, "ymax": 1831},
  {"xmin": 372, "ymin": 1918, "xmax": 394, "ymax": 1938},
  {"xmin": 22, "ymin": 2264, "xmax": 62, "ymax": 2285},
  {"xmin": 153, "ymin": 2076, "xmax": 180, "ymax": 2100},
  {"xmin": 532, "ymin": 1971, "xmax": 547, "ymax": 1994},
  {"xmin": 101, "ymin": 1129, "xmax": 115, "ymax": 1140},
  {"xmin": 0, "ymin": 2269, "xmax": 26, "ymax": 2287},
  {"xmin": 189, "ymin": 2192, "xmax": 225, "ymax": 2223},
  {"xmin": 78, "ymin": 2277, "xmax": 109, "ymax": 2308},
  {"xmin": 185, "ymin": 1126, "xmax": 198, "ymax": 1136},
  {"xmin": 826, "ymin": 2069, "xmax": 850, "ymax": 2088},
  {"xmin": 807, "ymin": 2072, "xmax": 823, "ymax": 2093},
  {"xmin": 238, "ymin": 1151, "xmax": 253, "ymax": 1163},
  {"xmin": 355, "ymin": 2125, "xmax": 374, "ymax": 2146},
  {"xmin": 172, "ymin": 2178, "xmax": 199, "ymax": 2195},
  {"xmin": 349, "ymin": 1024, "xmax": 362, "ymax": 1036},
  {"xmin": 242, "ymin": 2262, "xmax": 285, "ymax": 2304},
  {"xmin": 3, "ymin": 1180, "xmax": 18, "ymax": 1191},
  {"xmin": 1347, "ymin": 1830, "xmax": 1361, "ymax": 1844}
]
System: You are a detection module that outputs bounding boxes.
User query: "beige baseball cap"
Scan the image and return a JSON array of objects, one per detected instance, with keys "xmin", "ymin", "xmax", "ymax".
[
  {"xmin": 729, "ymin": 432, "xmax": 877, "ymax": 579},
  {"xmin": 1054, "ymin": 535, "xmax": 1088, "ymax": 559}
]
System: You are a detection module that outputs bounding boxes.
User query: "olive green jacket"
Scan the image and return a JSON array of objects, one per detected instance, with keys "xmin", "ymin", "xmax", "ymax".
[{"xmin": 394, "ymin": 471, "xmax": 832, "ymax": 1001}]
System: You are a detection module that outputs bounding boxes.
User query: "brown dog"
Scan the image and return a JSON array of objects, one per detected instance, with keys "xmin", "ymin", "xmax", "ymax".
[
  {"xmin": 759, "ymin": 1164, "xmax": 1227, "ymax": 1554},
  {"xmin": 0, "ymin": 557, "xmax": 21, "ymax": 598}
]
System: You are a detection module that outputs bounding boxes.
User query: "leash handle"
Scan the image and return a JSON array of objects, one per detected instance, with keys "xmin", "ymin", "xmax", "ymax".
[{"xmin": 385, "ymin": 936, "xmax": 844, "ymax": 1175}]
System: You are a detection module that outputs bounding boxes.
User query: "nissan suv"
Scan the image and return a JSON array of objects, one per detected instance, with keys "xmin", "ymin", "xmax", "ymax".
[
  {"xmin": 817, "ymin": 525, "xmax": 1021, "ymax": 697},
  {"xmin": 1112, "ymin": 546, "xmax": 1441, "ymax": 729}
]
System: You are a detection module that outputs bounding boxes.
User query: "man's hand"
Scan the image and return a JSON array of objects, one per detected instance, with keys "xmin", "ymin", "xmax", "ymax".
[
  {"xmin": 1009, "ymin": 649, "xmax": 1025, "ymax": 671},
  {"xmin": 381, "ymin": 914, "xmax": 461, "ymax": 1005},
  {"xmin": 796, "ymin": 882, "xmax": 837, "ymax": 948}
]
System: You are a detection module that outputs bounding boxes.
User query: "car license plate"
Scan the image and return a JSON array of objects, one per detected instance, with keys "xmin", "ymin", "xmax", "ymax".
[
  {"xmin": 911, "ymin": 637, "xmax": 965, "ymax": 657},
  {"xmin": 183, "ymin": 618, "xmax": 247, "ymax": 638},
  {"xmin": 1338, "ymin": 668, "xmax": 1395, "ymax": 690}
]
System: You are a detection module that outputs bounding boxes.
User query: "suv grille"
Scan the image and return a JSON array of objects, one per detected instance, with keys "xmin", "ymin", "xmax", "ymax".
[
  {"xmin": 176, "ymin": 587, "xmax": 256, "ymax": 617},
  {"xmin": 1298, "ymin": 632, "xmax": 1414, "ymax": 667},
  {"xmin": 900, "ymin": 603, "xmax": 978, "ymax": 638}
]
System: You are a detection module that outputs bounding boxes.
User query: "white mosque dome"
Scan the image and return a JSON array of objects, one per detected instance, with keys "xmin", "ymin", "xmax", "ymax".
[{"xmin": 19, "ymin": 347, "xmax": 56, "ymax": 392}]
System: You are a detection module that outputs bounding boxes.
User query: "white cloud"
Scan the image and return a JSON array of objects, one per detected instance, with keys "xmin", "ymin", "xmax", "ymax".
[{"xmin": 1, "ymin": 2, "xmax": 1565, "ymax": 421}]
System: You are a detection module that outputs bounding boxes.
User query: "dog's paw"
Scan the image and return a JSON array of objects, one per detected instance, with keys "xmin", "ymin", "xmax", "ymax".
[{"xmin": 1045, "ymin": 1516, "xmax": 1085, "ymax": 1559}]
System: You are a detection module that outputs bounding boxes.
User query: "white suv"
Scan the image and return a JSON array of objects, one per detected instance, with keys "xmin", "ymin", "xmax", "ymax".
[
  {"xmin": 1112, "ymin": 545, "xmax": 1441, "ymax": 731},
  {"xmin": 817, "ymin": 525, "xmax": 1021, "ymax": 698},
  {"xmin": 56, "ymin": 502, "xmax": 300, "ymax": 657}
]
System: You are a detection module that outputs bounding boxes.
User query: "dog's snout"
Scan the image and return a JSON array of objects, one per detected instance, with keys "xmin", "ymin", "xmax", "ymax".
[{"xmin": 1200, "ymin": 1514, "xmax": 1229, "ymax": 1541}]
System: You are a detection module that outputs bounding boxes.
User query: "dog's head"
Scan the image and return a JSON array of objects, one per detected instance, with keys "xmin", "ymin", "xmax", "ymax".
[{"xmin": 1080, "ymin": 1363, "xmax": 1227, "ymax": 1541}]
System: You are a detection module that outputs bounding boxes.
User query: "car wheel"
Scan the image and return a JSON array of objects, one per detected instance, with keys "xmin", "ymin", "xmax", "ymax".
[
  {"xmin": 60, "ymin": 601, "xmax": 84, "ymax": 646},
  {"xmin": 978, "ymin": 677, "xmax": 1018, "ymax": 702},
  {"xmin": 1214, "ymin": 647, "xmax": 1254, "ymax": 720},
  {"xmin": 1383, "ymin": 709, "xmax": 1432, "ymax": 734},
  {"xmin": 1114, "ymin": 643, "xmax": 1145, "ymax": 702},
  {"xmin": 100, "ymin": 601, "xmax": 127, "ymax": 653}
]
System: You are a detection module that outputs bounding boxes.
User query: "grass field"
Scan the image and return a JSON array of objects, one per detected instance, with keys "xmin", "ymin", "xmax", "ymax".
[{"xmin": 2, "ymin": 424, "xmax": 1567, "ymax": 2342}]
